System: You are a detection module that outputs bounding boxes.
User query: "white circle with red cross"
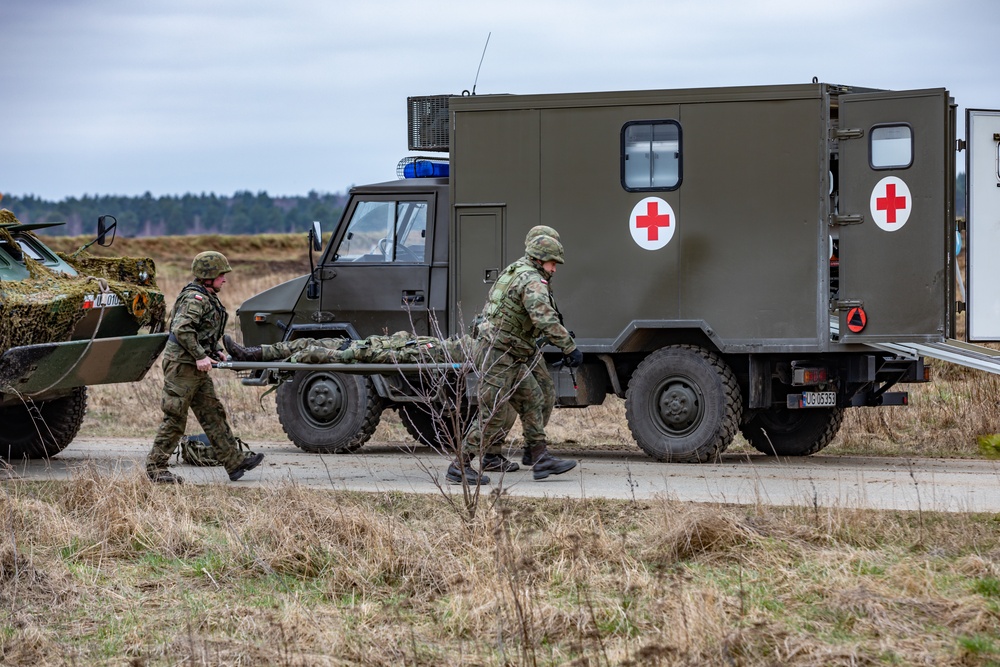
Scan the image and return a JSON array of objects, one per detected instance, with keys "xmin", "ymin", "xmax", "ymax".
[
  {"xmin": 629, "ymin": 197, "xmax": 676, "ymax": 250},
  {"xmin": 869, "ymin": 176, "xmax": 912, "ymax": 232}
]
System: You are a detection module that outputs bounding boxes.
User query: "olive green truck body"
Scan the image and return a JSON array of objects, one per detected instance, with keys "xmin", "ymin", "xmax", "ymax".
[{"xmin": 235, "ymin": 82, "xmax": 1000, "ymax": 462}]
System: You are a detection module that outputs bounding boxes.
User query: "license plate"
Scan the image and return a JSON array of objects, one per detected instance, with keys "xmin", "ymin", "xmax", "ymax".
[
  {"xmin": 82, "ymin": 292, "xmax": 124, "ymax": 309},
  {"xmin": 800, "ymin": 391, "xmax": 836, "ymax": 408}
]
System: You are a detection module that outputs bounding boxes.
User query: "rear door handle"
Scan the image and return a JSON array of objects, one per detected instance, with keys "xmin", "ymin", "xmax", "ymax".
[{"xmin": 402, "ymin": 290, "xmax": 425, "ymax": 306}]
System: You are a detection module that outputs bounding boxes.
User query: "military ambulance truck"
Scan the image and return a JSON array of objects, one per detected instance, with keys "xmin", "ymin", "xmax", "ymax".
[{"xmin": 233, "ymin": 81, "xmax": 1000, "ymax": 463}]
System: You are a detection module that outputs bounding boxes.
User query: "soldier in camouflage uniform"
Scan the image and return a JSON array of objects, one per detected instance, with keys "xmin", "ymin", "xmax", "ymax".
[
  {"xmin": 513, "ymin": 225, "xmax": 561, "ymax": 464},
  {"xmin": 449, "ymin": 234, "xmax": 582, "ymax": 485},
  {"xmin": 470, "ymin": 225, "xmax": 564, "ymax": 469},
  {"xmin": 224, "ymin": 331, "xmax": 473, "ymax": 365},
  {"xmin": 145, "ymin": 251, "xmax": 264, "ymax": 484}
]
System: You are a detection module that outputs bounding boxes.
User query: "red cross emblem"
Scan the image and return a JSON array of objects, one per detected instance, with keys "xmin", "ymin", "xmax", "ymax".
[
  {"xmin": 629, "ymin": 197, "xmax": 677, "ymax": 250},
  {"xmin": 875, "ymin": 183, "xmax": 907, "ymax": 224},
  {"xmin": 869, "ymin": 176, "xmax": 912, "ymax": 232},
  {"xmin": 635, "ymin": 200, "xmax": 671, "ymax": 241}
]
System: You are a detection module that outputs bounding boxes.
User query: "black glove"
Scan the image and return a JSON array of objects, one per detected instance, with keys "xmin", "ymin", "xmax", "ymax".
[{"xmin": 565, "ymin": 348, "xmax": 584, "ymax": 368}]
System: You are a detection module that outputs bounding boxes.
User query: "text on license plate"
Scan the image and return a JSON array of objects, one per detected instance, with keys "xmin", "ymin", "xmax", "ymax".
[
  {"xmin": 82, "ymin": 292, "xmax": 124, "ymax": 309},
  {"xmin": 789, "ymin": 391, "xmax": 837, "ymax": 408}
]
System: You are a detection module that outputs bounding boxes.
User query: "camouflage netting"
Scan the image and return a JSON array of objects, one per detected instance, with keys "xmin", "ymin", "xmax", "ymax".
[{"xmin": 0, "ymin": 211, "xmax": 166, "ymax": 352}]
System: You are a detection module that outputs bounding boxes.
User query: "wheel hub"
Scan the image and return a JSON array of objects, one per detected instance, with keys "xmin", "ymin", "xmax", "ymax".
[
  {"xmin": 304, "ymin": 376, "xmax": 344, "ymax": 422},
  {"xmin": 657, "ymin": 382, "xmax": 700, "ymax": 432}
]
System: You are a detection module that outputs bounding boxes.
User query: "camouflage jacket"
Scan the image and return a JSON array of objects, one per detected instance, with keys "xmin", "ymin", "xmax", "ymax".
[
  {"xmin": 481, "ymin": 256, "xmax": 575, "ymax": 359},
  {"xmin": 162, "ymin": 282, "xmax": 228, "ymax": 364}
]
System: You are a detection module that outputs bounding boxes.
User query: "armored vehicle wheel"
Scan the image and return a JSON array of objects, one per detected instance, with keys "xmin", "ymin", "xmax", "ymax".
[
  {"xmin": 1, "ymin": 387, "xmax": 87, "ymax": 460},
  {"xmin": 397, "ymin": 402, "xmax": 478, "ymax": 449},
  {"xmin": 276, "ymin": 371, "xmax": 382, "ymax": 453},
  {"xmin": 625, "ymin": 345, "xmax": 742, "ymax": 463},
  {"xmin": 740, "ymin": 406, "xmax": 844, "ymax": 456}
]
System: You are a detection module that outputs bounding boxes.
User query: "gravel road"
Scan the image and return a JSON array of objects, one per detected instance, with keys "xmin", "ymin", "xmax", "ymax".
[{"xmin": 6, "ymin": 438, "xmax": 1000, "ymax": 513}]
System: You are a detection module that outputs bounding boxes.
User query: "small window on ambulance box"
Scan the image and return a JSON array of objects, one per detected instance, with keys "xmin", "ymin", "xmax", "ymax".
[
  {"xmin": 870, "ymin": 124, "xmax": 913, "ymax": 169},
  {"xmin": 621, "ymin": 120, "xmax": 682, "ymax": 191}
]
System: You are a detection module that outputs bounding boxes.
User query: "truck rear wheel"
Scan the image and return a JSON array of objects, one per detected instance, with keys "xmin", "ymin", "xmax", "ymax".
[
  {"xmin": 625, "ymin": 345, "xmax": 742, "ymax": 463},
  {"xmin": 276, "ymin": 371, "xmax": 382, "ymax": 453},
  {"xmin": 1, "ymin": 387, "xmax": 87, "ymax": 460},
  {"xmin": 741, "ymin": 406, "xmax": 844, "ymax": 456},
  {"xmin": 397, "ymin": 402, "xmax": 478, "ymax": 450},
  {"xmin": 397, "ymin": 404, "xmax": 436, "ymax": 447}
]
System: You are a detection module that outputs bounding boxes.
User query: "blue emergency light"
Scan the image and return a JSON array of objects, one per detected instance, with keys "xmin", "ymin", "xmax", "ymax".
[{"xmin": 398, "ymin": 158, "xmax": 449, "ymax": 179}]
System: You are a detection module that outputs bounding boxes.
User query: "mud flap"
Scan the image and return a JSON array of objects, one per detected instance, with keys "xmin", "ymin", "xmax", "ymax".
[{"xmin": 0, "ymin": 333, "xmax": 168, "ymax": 396}]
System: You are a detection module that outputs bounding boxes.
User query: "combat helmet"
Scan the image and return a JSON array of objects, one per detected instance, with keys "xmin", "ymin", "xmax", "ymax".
[
  {"xmin": 525, "ymin": 225, "xmax": 560, "ymax": 244},
  {"xmin": 526, "ymin": 234, "xmax": 565, "ymax": 264},
  {"xmin": 192, "ymin": 251, "xmax": 232, "ymax": 279}
]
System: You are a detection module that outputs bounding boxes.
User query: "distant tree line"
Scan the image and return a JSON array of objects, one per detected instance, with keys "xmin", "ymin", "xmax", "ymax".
[
  {"xmin": 2, "ymin": 173, "xmax": 967, "ymax": 238},
  {"xmin": 1, "ymin": 190, "xmax": 348, "ymax": 237}
]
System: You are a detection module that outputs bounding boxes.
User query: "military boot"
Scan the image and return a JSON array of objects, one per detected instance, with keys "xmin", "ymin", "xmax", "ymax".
[
  {"xmin": 223, "ymin": 334, "xmax": 262, "ymax": 362},
  {"xmin": 445, "ymin": 456, "xmax": 491, "ymax": 485},
  {"xmin": 228, "ymin": 452, "xmax": 265, "ymax": 481},
  {"xmin": 148, "ymin": 469, "xmax": 184, "ymax": 485},
  {"xmin": 522, "ymin": 445, "xmax": 533, "ymax": 466},
  {"xmin": 482, "ymin": 452, "xmax": 519, "ymax": 472},
  {"xmin": 528, "ymin": 444, "xmax": 577, "ymax": 480}
]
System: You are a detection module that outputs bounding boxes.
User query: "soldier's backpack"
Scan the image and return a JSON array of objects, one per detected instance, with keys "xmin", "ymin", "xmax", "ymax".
[{"xmin": 176, "ymin": 433, "xmax": 250, "ymax": 466}]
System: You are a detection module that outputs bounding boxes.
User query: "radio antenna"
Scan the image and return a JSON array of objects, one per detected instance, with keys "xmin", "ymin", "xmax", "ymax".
[{"xmin": 470, "ymin": 32, "xmax": 491, "ymax": 96}]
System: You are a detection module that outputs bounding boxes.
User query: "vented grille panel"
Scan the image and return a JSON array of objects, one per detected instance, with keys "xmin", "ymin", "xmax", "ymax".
[{"xmin": 407, "ymin": 95, "xmax": 450, "ymax": 152}]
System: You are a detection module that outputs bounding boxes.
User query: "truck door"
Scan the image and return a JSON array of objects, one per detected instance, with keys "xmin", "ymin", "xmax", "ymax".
[
  {"xmin": 966, "ymin": 109, "xmax": 1000, "ymax": 341},
  {"xmin": 452, "ymin": 206, "xmax": 505, "ymax": 334},
  {"xmin": 836, "ymin": 88, "xmax": 951, "ymax": 343},
  {"xmin": 319, "ymin": 195, "xmax": 434, "ymax": 336}
]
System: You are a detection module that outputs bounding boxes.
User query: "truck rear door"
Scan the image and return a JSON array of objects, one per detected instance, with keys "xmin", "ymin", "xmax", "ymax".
[
  {"xmin": 836, "ymin": 88, "xmax": 952, "ymax": 344},
  {"xmin": 966, "ymin": 109, "xmax": 1000, "ymax": 341}
]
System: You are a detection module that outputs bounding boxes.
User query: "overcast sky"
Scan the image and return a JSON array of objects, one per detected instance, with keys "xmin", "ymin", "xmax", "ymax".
[{"xmin": 2, "ymin": 0, "xmax": 998, "ymax": 201}]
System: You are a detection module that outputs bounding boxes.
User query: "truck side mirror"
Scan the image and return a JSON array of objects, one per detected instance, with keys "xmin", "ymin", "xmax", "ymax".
[
  {"xmin": 306, "ymin": 220, "xmax": 323, "ymax": 300},
  {"xmin": 97, "ymin": 215, "xmax": 117, "ymax": 247},
  {"xmin": 310, "ymin": 220, "xmax": 323, "ymax": 252}
]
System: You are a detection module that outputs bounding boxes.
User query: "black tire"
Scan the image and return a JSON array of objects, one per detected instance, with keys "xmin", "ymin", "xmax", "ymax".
[
  {"xmin": 397, "ymin": 402, "xmax": 478, "ymax": 449},
  {"xmin": 625, "ymin": 345, "xmax": 742, "ymax": 463},
  {"xmin": 397, "ymin": 404, "xmax": 437, "ymax": 447},
  {"xmin": 0, "ymin": 387, "xmax": 87, "ymax": 460},
  {"xmin": 276, "ymin": 371, "xmax": 382, "ymax": 453},
  {"xmin": 741, "ymin": 406, "xmax": 844, "ymax": 456}
]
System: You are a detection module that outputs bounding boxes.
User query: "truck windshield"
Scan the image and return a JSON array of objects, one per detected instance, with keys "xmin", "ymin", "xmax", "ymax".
[{"xmin": 333, "ymin": 200, "xmax": 427, "ymax": 263}]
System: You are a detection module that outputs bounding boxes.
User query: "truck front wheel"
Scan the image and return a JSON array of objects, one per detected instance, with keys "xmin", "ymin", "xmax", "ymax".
[
  {"xmin": 740, "ymin": 406, "xmax": 844, "ymax": 456},
  {"xmin": 1, "ymin": 387, "xmax": 87, "ymax": 460},
  {"xmin": 625, "ymin": 345, "xmax": 742, "ymax": 463},
  {"xmin": 276, "ymin": 371, "xmax": 383, "ymax": 453}
]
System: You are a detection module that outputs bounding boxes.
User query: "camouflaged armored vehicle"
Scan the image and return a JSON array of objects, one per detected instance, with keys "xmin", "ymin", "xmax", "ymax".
[{"xmin": 0, "ymin": 209, "xmax": 168, "ymax": 460}]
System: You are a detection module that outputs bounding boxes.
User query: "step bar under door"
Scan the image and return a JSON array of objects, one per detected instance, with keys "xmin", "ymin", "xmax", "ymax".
[{"xmin": 868, "ymin": 339, "xmax": 1000, "ymax": 375}]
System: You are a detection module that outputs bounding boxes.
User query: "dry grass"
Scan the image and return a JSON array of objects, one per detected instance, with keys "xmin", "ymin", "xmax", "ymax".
[{"xmin": 1, "ymin": 470, "xmax": 999, "ymax": 665}]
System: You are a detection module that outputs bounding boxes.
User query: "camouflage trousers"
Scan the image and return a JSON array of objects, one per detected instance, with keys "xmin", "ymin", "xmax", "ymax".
[
  {"xmin": 261, "ymin": 337, "xmax": 348, "ymax": 362},
  {"xmin": 146, "ymin": 359, "xmax": 246, "ymax": 474},
  {"xmin": 463, "ymin": 343, "xmax": 555, "ymax": 457}
]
